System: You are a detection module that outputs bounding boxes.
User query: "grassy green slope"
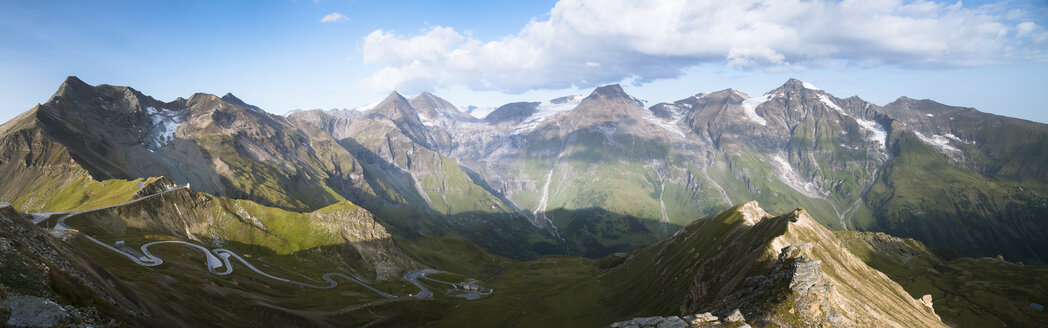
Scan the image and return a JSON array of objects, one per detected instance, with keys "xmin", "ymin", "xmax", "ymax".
[
  {"xmin": 517, "ymin": 129, "xmax": 701, "ymax": 257},
  {"xmin": 195, "ymin": 133, "xmax": 352, "ymax": 212},
  {"xmin": 836, "ymin": 231, "xmax": 1048, "ymax": 327},
  {"xmin": 864, "ymin": 131, "xmax": 1048, "ymax": 264},
  {"xmin": 65, "ymin": 186, "xmax": 416, "ymax": 282},
  {"xmin": 0, "ymin": 113, "xmax": 159, "ymax": 212},
  {"xmin": 338, "ymin": 121, "xmax": 559, "ymax": 260}
]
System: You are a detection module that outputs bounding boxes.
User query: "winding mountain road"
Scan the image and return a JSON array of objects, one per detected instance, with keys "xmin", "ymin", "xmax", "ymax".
[{"xmin": 38, "ymin": 183, "xmax": 467, "ymax": 301}]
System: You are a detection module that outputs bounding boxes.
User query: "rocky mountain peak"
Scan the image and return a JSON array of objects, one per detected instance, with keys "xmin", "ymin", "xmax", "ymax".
[
  {"xmin": 51, "ymin": 76, "xmax": 93, "ymax": 100},
  {"xmin": 48, "ymin": 76, "xmax": 94, "ymax": 104},
  {"xmin": 881, "ymin": 96, "xmax": 981, "ymax": 122},
  {"xmin": 220, "ymin": 92, "xmax": 263, "ymax": 112},
  {"xmin": 484, "ymin": 101, "xmax": 539, "ymax": 124},
  {"xmin": 386, "ymin": 90, "xmax": 407, "ymax": 102},
  {"xmin": 45, "ymin": 76, "xmax": 159, "ymax": 115},
  {"xmin": 767, "ymin": 78, "xmax": 822, "ymax": 96},
  {"xmin": 367, "ymin": 90, "xmax": 434, "ymax": 147},
  {"xmin": 220, "ymin": 92, "xmax": 244, "ymax": 104},
  {"xmin": 410, "ymin": 91, "xmax": 448, "ymax": 110},
  {"xmin": 588, "ymin": 84, "xmax": 631, "ymax": 100},
  {"xmin": 371, "ymin": 91, "xmax": 415, "ymax": 119},
  {"xmin": 738, "ymin": 200, "xmax": 771, "ymax": 226},
  {"xmin": 409, "ymin": 91, "xmax": 472, "ymax": 121},
  {"xmin": 186, "ymin": 92, "xmax": 224, "ymax": 110},
  {"xmin": 570, "ymin": 84, "xmax": 644, "ymax": 119}
]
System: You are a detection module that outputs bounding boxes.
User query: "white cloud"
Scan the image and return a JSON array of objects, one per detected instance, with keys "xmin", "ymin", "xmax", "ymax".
[
  {"xmin": 360, "ymin": 0, "xmax": 1047, "ymax": 93},
  {"xmin": 320, "ymin": 12, "xmax": 348, "ymax": 23}
]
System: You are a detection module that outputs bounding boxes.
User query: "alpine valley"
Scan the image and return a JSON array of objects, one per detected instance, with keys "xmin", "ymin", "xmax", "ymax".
[{"xmin": 1, "ymin": 76, "xmax": 1045, "ymax": 327}]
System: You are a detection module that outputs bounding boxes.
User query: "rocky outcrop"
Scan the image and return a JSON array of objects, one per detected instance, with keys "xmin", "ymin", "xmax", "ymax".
[
  {"xmin": 608, "ymin": 310, "xmax": 750, "ymax": 328},
  {"xmin": 713, "ymin": 242, "xmax": 844, "ymax": 327},
  {"xmin": 0, "ymin": 295, "xmax": 114, "ymax": 328},
  {"xmin": 0, "ymin": 295, "xmax": 70, "ymax": 328},
  {"xmin": 309, "ymin": 203, "xmax": 420, "ymax": 280}
]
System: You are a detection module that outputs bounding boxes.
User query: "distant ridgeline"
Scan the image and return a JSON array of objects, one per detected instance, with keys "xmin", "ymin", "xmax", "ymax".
[
  {"xmin": 1, "ymin": 77, "xmax": 1047, "ymax": 327},
  {"xmin": 1, "ymin": 76, "xmax": 1046, "ymax": 264}
]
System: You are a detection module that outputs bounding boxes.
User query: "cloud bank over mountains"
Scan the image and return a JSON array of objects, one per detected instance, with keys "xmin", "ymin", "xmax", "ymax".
[{"xmin": 360, "ymin": 0, "xmax": 1048, "ymax": 93}]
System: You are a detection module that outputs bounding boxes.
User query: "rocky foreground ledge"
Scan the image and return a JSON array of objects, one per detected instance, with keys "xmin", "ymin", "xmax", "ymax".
[{"xmin": 609, "ymin": 309, "xmax": 750, "ymax": 328}]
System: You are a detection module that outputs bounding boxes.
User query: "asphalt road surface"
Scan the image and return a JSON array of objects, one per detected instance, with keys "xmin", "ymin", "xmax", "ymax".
[{"xmin": 35, "ymin": 183, "xmax": 486, "ymax": 301}]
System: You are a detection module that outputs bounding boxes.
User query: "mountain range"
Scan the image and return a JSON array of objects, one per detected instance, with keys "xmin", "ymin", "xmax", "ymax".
[{"xmin": 0, "ymin": 76, "xmax": 1045, "ymax": 327}]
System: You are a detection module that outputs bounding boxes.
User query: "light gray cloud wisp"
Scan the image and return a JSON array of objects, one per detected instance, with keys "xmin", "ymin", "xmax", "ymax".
[{"xmin": 360, "ymin": 0, "xmax": 1048, "ymax": 93}]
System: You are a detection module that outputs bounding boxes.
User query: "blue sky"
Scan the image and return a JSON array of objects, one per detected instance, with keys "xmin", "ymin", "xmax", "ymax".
[{"xmin": 1, "ymin": 0, "xmax": 1046, "ymax": 123}]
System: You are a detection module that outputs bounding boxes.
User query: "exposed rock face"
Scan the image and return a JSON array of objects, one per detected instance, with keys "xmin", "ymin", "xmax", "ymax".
[
  {"xmin": 0, "ymin": 295, "xmax": 113, "ymax": 328},
  {"xmin": 607, "ymin": 315, "xmax": 689, "ymax": 328},
  {"xmin": 308, "ymin": 203, "xmax": 419, "ymax": 280},
  {"xmin": 607, "ymin": 311, "xmax": 746, "ymax": 328},
  {"xmin": 713, "ymin": 241, "xmax": 844, "ymax": 327},
  {"xmin": 0, "ymin": 295, "xmax": 70, "ymax": 328}
]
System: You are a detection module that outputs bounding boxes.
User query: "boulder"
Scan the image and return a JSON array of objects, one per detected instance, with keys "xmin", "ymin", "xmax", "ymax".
[
  {"xmin": 724, "ymin": 309, "xmax": 746, "ymax": 323},
  {"xmin": 683, "ymin": 312, "xmax": 718, "ymax": 325},
  {"xmin": 0, "ymin": 295, "xmax": 70, "ymax": 328}
]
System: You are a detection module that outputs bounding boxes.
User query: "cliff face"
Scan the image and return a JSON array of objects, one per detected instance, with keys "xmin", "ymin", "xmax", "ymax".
[{"xmin": 603, "ymin": 201, "xmax": 946, "ymax": 328}]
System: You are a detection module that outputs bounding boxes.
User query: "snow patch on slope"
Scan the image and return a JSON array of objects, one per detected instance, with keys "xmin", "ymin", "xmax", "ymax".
[
  {"xmin": 915, "ymin": 131, "xmax": 960, "ymax": 152},
  {"xmin": 944, "ymin": 134, "xmax": 975, "ymax": 145},
  {"xmin": 146, "ymin": 107, "xmax": 184, "ymax": 149},
  {"xmin": 855, "ymin": 118, "xmax": 887, "ymax": 149},
  {"xmin": 819, "ymin": 95, "xmax": 844, "ymax": 114},
  {"xmin": 419, "ymin": 114, "xmax": 439, "ymax": 127},
  {"xmin": 802, "ymin": 81, "xmax": 821, "ymax": 90},
  {"xmin": 771, "ymin": 154, "xmax": 824, "ymax": 198},
  {"xmin": 516, "ymin": 95, "xmax": 584, "ymax": 132},
  {"xmin": 642, "ymin": 105, "xmax": 687, "ymax": 138},
  {"xmin": 815, "ymin": 95, "xmax": 887, "ymax": 150},
  {"xmin": 740, "ymin": 92, "xmax": 770, "ymax": 126}
]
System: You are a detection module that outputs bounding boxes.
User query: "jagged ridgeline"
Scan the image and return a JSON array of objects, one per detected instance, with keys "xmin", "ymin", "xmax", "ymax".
[
  {"xmin": 0, "ymin": 77, "xmax": 1046, "ymax": 327},
  {"xmin": 0, "ymin": 76, "xmax": 554, "ymax": 260},
  {"xmin": 2, "ymin": 76, "xmax": 1047, "ymax": 263},
  {"xmin": 602, "ymin": 201, "xmax": 947, "ymax": 327}
]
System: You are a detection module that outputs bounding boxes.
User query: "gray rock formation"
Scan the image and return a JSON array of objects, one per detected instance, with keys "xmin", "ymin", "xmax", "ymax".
[
  {"xmin": 607, "ymin": 310, "xmax": 745, "ymax": 328},
  {"xmin": 0, "ymin": 295, "xmax": 69, "ymax": 328}
]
